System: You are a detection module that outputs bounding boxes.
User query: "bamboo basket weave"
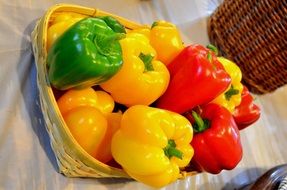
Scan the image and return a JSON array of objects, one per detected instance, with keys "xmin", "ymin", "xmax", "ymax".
[
  {"xmin": 208, "ymin": 0, "xmax": 287, "ymax": 94},
  {"xmin": 31, "ymin": 3, "xmax": 197, "ymax": 179}
]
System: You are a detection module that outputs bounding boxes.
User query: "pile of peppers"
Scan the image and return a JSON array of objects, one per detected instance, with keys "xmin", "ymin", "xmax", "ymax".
[{"xmin": 47, "ymin": 12, "xmax": 261, "ymax": 188}]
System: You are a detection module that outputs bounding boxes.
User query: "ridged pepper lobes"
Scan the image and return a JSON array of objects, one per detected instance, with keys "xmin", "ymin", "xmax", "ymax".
[
  {"xmin": 47, "ymin": 17, "xmax": 126, "ymax": 90},
  {"xmin": 47, "ymin": 12, "xmax": 87, "ymax": 51},
  {"xmin": 233, "ymin": 86, "xmax": 261, "ymax": 130},
  {"xmin": 111, "ymin": 105, "xmax": 194, "ymax": 188},
  {"xmin": 129, "ymin": 21, "xmax": 183, "ymax": 66},
  {"xmin": 156, "ymin": 44, "xmax": 231, "ymax": 114},
  {"xmin": 57, "ymin": 88, "xmax": 114, "ymax": 116},
  {"xmin": 57, "ymin": 88, "xmax": 121, "ymax": 163},
  {"xmin": 211, "ymin": 56, "xmax": 244, "ymax": 113},
  {"xmin": 150, "ymin": 21, "xmax": 184, "ymax": 65},
  {"xmin": 185, "ymin": 103, "xmax": 242, "ymax": 174},
  {"xmin": 100, "ymin": 33, "xmax": 170, "ymax": 106}
]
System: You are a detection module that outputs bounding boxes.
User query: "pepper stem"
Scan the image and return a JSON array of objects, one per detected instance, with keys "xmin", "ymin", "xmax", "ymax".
[
  {"xmin": 207, "ymin": 52, "xmax": 212, "ymax": 62},
  {"xmin": 94, "ymin": 33, "xmax": 125, "ymax": 56},
  {"xmin": 139, "ymin": 52, "xmax": 154, "ymax": 72},
  {"xmin": 164, "ymin": 139, "xmax": 183, "ymax": 159},
  {"xmin": 151, "ymin": 22, "xmax": 158, "ymax": 28},
  {"xmin": 225, "ymin": 85, "xmax": 239, "ymax": 101},
  {"xmin": 192, "ymin": 111, "xmax": 210, "ymax": 133},
  {"xmin": 206, "ymin": 44, "xmax": 218, "ymax": 56}
]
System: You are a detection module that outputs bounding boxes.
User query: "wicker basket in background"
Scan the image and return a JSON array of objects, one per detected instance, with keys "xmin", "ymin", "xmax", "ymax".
[
  {"xmin": 31, "ymin": 3, "xmax": 197, "ymax": 179},
  {"xmin": 208, "ymin": 0, "xmax": 287, "ymax": 94}
]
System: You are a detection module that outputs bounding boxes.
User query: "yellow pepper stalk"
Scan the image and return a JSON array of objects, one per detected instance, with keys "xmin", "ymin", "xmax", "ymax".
[
  {"xmin": 111, "ymin": 105, "xmax": 194, "ymax": 188},
  {"xmin": 150, "ymin": 21, "xmax": 184, "ymax": 65},
  {"xmin": 100, "ymin": 33, "xmax": 170, "ymax": 107},
  {"xmin": 211, "ymin": 56, "xmax": 244, "ymax": 113},
  {"xmin": 47, "ymin": 12, "xmax": 87, "ymax": 51},
  {"xmin": 57, "ymin": 88, "xmax": 121, "ymax": 163}
]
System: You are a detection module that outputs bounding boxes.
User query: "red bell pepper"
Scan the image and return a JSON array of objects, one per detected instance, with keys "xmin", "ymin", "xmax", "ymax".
[
  {"xmin": 186, "ymin": 103, "xmax": 242, "ymax": 174},
  {"xmin": 156, "ymin": 44, "xmax": 231, "ymax": 114},
  {"xmin": 233, "ymin": 86, "xmax": 261, "ymax": 130}
]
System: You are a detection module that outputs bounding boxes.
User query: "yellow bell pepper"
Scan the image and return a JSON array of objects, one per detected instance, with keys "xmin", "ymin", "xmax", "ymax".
[
  {"xmin": 47, "ymin": 12, "xmax": 87, "ymax": 51},
  {"xmin": 150, "ymin": 21, "xmax": 184, "ymax": 65},
  {"xmin": 128, "ymin": 27, "xmax": 150, "ymax": 39},
  {"xmin": 57, "ymin": 88, "xmax": 114, "ymax": 116},
  {"xmin": 100, "ymin": 33, "xmax": 170, "ymax": 107},
  {"xmin": 211, "ymin": 57, "xmax": 244, "ymax": 113},
  {"xmin": 111, "ymin": 105, "xmax": 194, "ymax": 188},
  {"xmin": 57, "ymin": 88, "xmax": 121, "ymax": 163},
  {"xmin": 129, "ymin": 21, "xmax": 184, "ymax": 65}
]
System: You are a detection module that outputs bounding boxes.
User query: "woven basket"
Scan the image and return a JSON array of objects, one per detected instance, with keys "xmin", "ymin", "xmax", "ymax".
[
  {"xmin": 208, "ymin": 0, "xmax": 287, "ymax": 94},
  {"xmin": 31, "ymin": 3, "xmax": 197, "ymax": 179}
]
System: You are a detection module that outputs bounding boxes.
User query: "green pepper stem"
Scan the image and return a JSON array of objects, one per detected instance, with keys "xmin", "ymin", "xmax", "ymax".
[
  {"xmin": 192, "ymin": 111, "xmax": 210, "ymax": 133},
  {"xmin": 94, "ymin": 33, "xmax": 125, "ymax": 56},
  {"xmin": 225, "ymin": 85, "xmax": 239, "ymax": 101},
  {"xmin": 164, "ymin": 139, "xmax": 183, "ymax": 159},
  {"xmin": 207, "ymin": 52, "xmax": 212, "ymax": 62},
  {"xmin": 151, "ymin": 22, "xmax": 158, "ymax": 29},
  {"xmin": 206, "ymin": 44, "xmax": 218, "ymax": 56},
  {"xmin": 139, "ymin": 52, "xmax": 154, "ymax": 72}
]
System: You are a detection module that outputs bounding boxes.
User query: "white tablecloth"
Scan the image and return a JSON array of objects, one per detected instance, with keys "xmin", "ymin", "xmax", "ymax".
[{"xmin": 1, "ymin": 0, "xmax": 287, "ymax": 189}]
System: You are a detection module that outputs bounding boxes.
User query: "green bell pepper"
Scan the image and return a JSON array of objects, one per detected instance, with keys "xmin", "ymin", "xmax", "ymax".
[
  {"xmin": 47, "ymin": 16, "xmax": 126, "ymax": 90},
  {"xmin": 98, "ymin": 16, "xmax": 126, "ymax": 34}
]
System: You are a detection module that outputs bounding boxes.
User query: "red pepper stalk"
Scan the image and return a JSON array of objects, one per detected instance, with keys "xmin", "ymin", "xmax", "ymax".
[
  {"xmin": 233, "ymin": 86, "xmax": 261, "ymax": 130},
  {"xmin": 156, "ymin": 44, "xmax": 231, "ymax": 114},
  {"xmin": 187, "ymin": 103, "xmax": 243, "ymax": 174}
]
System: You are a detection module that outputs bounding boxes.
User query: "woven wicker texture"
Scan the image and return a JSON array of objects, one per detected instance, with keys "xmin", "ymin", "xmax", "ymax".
[
  {"xmin": 31, "ymin": 3, "xmax": 197, "ymax": 179},
  {"xmin": 208, "ymin": 0, "xmax": 287, "ymax": 94}
]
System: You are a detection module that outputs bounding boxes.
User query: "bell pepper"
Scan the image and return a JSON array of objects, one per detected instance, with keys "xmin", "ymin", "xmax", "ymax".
[
  {"xmin": 100, "ymin": 33, "xmax": 170, "ymax": 106},
  {"xmin": 185, "ymin": 103, "xmax": 242, "ymax": 174},
  {"xmin": 47, "ymin": 17, "xmax": 126, "ymax": 90},
  {"xmin": 211, "ymin": 56, "xmax": 244, "ymax": 113},
  {"xmin": 233, "ymin": 86, "xmax": 261, "ymax": 130},
  {"xmin": 47, "ymin": 12, "xmax": 87, "ymax": 51},
  {"xmin": 57, "ymin": 88, "xmax": 121, "ymax": 163},
  {"xmin": 57, "ymin": 88, "xmax": 114, "ymax": 116},
  {"xmin": 150, "ymin": 21, "xmax": 184, "ymax": 65},
  {"xmin": 128, "ymin": 27, "xmax": 151, "ymax": 39},
  {"xmin": 111, "ymin": 105, "xmax": 194, "ymax": 188},
  {"xmin": 98, "ymin": 16, "xmax": 127, "ymax": 33},
  {"xmin": 129, "ymin": 21, "xmax": 184, "ymax": 65},
  {"xmin": 156, "ymin": 44, "xmax": 231, "ymax": 114}
]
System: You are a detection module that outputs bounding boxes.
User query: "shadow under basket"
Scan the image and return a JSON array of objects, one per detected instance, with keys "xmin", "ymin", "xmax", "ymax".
[
  {"xmin": 31, "ymin": 3, "xmax": 197, "ymax": 179},
  {"xmin": 208, "ymin": 0, "xmax": 287, "ymax": 94}
]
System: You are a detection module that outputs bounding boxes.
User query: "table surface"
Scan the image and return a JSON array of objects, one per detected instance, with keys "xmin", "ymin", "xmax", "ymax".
[{"xmin": 1, "ymin": 0, "xmax": 287, "ymax": 189}]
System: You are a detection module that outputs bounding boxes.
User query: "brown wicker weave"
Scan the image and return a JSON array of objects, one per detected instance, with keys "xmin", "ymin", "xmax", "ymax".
[{"xmin": 208, "ymin": 0, "xmax": 287, "ymax": 94}]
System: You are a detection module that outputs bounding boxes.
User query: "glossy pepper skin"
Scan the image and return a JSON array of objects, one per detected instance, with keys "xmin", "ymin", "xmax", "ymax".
[
  {"xmin": 156, "ymin": 44, "xmax": 231, "ymax": 114},
  {"xmin": 47, "ymin": 12, "xmax": 87, "ymax": 51},
  {"xmin": 47, "ymin": 17, "xmax": 125, "ymax": 90},
  {"xmin": 101, "ymin": 33, "xmax": 170, "ymax": 107},
  {"xmin": 211, "ymin": 57, "xmax": 244, "ymax": 113},
  {"xmin": 150, "ymin": 21, "xmax": 184, "ymax": 65},
  {"xmin": 111, "ymin": 105, "xmax": 194, "ymax": 188},
  {"xmin": 233, "ymin": 86, "xmax": 261, "ymax": 130},
  {"xmin": 129, "ymin": 21, "xmax": 183, "ymax": 66},
  {"xmin": 57, "ymin": 88, "xmax": 121, "ymax": 163},
  {"xmin": 186, "ymin": 103, "xmax": 242, "ymax": 174}
]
